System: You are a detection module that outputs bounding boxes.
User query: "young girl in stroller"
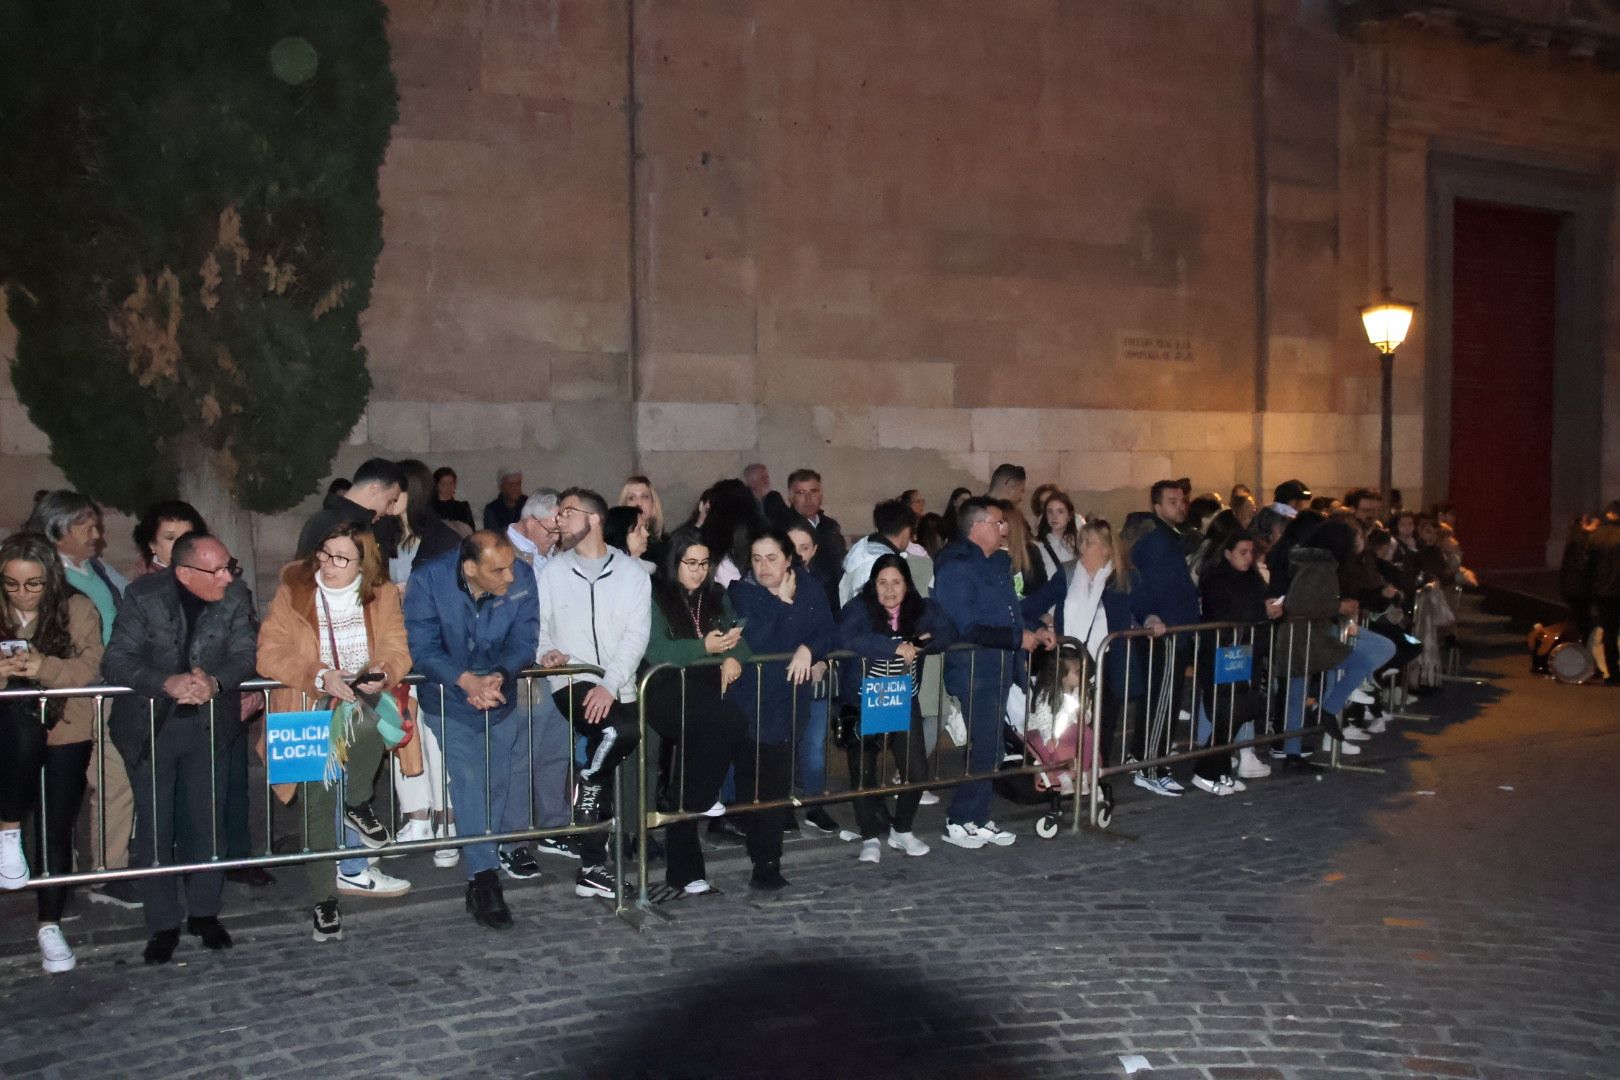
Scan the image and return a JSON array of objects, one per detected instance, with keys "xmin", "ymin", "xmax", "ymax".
[{"xmin": 1025, "ymin": 646, "xmax": 1093, "ymax": 798}]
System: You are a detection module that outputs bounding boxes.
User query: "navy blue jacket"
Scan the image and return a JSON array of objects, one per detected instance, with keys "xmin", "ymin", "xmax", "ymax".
[
  {"xmin": 404, "ymin": 552, "xmax": 539, "ymax": 727},
  {"xmin": 1128, "ymin": 517, "xmax": 1201, "ymax": 628},
  {"xmin": 932, "ymin": 539, "xmax": 1041, "ymax": 697},
  {"xmin": 728, "ymin": 572, "xmax": 836, "ymax": 743},
  {"xmin": 835, "ymin": 595, "xmax": 956, "ymax": 700}
]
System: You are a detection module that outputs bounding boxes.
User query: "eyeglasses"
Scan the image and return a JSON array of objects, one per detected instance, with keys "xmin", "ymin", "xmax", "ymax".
[
  {"xmin": 555, "ymin": 506, "xmax": 593, "ymax": 520},
  {"xmin": 976, "ymin": 518, "xmax": 1008, "ymax": 531},
  {"xmin": 179, "ymin": 559, "xmax": 241, "ymax": 578},
  {"xmin": 315, "ymin": 548, "xmax": 354, "ymax": 568},
  {"xmin": 1, "ymin": 579, "xmax": 45, "ymax": 594},
  {"xmin": 679, "ymin": 558, "xmax": 711, "ymax": 570}
]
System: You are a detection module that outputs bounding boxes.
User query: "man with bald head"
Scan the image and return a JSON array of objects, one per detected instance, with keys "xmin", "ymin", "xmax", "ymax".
[
  {"xmin": 405, "ymin": 530, "xmax": 539, "ymax": 930},
  {"xmin": 102, "ymin": 532, "xmax": 259, "ymax": 964}
]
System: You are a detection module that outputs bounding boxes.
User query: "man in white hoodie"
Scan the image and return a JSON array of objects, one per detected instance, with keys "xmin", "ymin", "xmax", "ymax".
[
  {"xmin": 536, "ymin": 487, "xmax": 651, "ymax": 900},
  {"xmin": 839, "ymin": 499, "xmax": 932, "ymax": 605}
]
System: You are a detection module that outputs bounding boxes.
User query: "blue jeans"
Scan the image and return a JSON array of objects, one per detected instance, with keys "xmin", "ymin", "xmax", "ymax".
[
  {"xmin": 500, "ymin": 684, "xmax": 572, "ymax": 834},
  {"xmin": 945, "ymin": 654, "xmax": 1014, "ymax": 827},
  {"xmin": 793, "ymin": 698, "xmax": 829, "ymax": 796},
  {"xmin": 436, "ymin": 711, "xmax": 523, "ymax": 878},
  {"xmin": 1282, "ymin": 631, "xmax": 1397, "ymax": 755}
]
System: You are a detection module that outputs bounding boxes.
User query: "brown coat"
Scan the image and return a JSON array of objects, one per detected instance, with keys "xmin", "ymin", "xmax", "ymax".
[
  {"xmin": 256, "ymin": 564, "xmax": 411, "ymax": 713},
  {"xmin": 24, "ymin": 594, "xmax": 107, "ymax": 746}
]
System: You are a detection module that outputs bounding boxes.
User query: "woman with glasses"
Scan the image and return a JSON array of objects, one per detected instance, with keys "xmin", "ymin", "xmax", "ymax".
[
  {"xmin": 0, "ymin": 532, "xmax": 105, "ymax": 973},
  {"xmin": 642, "ymin": 526, "xmax": 750, "ymax": 896},
  {"xmin": 257, "ymin": 522, "xmax": 413, "ymax": 943}
]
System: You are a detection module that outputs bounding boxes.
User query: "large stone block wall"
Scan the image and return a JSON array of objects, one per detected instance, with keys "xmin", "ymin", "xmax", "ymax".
[{"xmin": 0, "ymin": 0, "xmax": 1614, "ymax": 580}]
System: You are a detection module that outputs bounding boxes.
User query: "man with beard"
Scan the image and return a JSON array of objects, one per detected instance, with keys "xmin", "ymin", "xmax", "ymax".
[{"xmin": 536, "ymin": 488, "xmax": 652, "ymax": 900}]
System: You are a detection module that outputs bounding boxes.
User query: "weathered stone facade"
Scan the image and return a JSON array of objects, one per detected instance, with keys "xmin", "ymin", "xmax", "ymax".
[{"xmin": 3, "ymin": 0, "xmax": 1617, "ymax": 578}]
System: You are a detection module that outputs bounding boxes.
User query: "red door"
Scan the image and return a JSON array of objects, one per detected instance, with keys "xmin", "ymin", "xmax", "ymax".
[{"xmin": 1449, "ymin": 199, "xmax": 1559, "ymax": 571}]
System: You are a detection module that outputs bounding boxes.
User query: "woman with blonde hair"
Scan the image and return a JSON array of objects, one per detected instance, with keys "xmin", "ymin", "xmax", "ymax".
[
  {"xmin": 257, "ymin": 521, "xmax": 413, "ymax": 943},
  {"xmin": 620, "ymin": 475, "xmax": 668, "ymax": 567}
]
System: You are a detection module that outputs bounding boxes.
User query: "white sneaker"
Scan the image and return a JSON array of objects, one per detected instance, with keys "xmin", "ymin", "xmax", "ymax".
[
  {"xmin": 973, "ymin": 820, "xmax": 1016, "ymax": 847},
  {"xmin": 1133, "ymin": 772, "xmax": 1182, "ymax": 798},
  {"xmin": 1192, "ymin": 775, "xmax": 1235, "ymax": 797},
  {"xmin": 1364, "ymin": 714, "xmax": 1389, "ymax": 735},
  {"xmin": 1341, "ymin": 724, "xmax": 1372, "ymax": 742},
  {"xmin": 336, "ymin": 865, "xmax": 412, "ymax": 897},
  {"xmin": 37, "ymin": 924, "xmax": 75, "ymax": 973},
  {"xmin": 683, "ymin": 878, "xmax": 714, "ymax": 895},
  {"xmin": 702, "ymin": 801, "xmax": 726, "ymax": 818},
  {"xmin": 1236, "ymin": 748, "xmax": 1272, "ymax": 779},
  {"xmin": 918, "ymin": 790, "xmax": 940, "ymax": 806},
  {"xmin": 433, "ymin": 822, "xmax": 459, "ymax": 868},
  {"xmin": 858, "ymin": 839, "xmax": 881, "ymax": 864},
  {"xmin": 1349, "ymin": 686, "xmax": 1376, "ymax": 705},
  {"xmin": 942, "ymin": 822, "xmax": 988, "ymax": 850},
  {"xmin": 390, "ymin": 817, "xmax": 433, "ymax": 859},
  {"xmin": 1322, "ymin": 736, "xmax": 1362, "ymax": 756},
  {"xmin": 0, "ymin": 828, "xmax": 29, "ymax": 890},
  {"xmin": 888, "ymin": 829, "xmax": 930, "ymax": 857}
]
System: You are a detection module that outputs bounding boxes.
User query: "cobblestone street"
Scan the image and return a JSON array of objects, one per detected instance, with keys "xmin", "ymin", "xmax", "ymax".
[{"xmin": 1, "ymin": 617, "xmax": 1616, "ymax": 1079}]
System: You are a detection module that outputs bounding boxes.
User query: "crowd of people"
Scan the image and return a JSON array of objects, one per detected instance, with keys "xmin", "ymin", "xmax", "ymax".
[{"xmin": 0, "ymin": 457, "xmax": 1510, "ymax": 974}]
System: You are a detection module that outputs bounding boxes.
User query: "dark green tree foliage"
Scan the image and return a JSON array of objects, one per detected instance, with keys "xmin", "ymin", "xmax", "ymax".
[{"xmin": 0, "ymin": 1, "xmax": 397, "ymax": 513}]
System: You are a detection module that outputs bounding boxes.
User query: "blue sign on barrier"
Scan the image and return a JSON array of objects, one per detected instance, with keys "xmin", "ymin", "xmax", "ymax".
[
  {"xmin": 1214, "ymin": 645, "xmax": 1254, "ymax": 686},
  {"xmin": 860, "ymin": 675, "xmax": 912, "ymax": 735},
  {"xmin": 266, "ymin": 710, "xmax": 331, "ymax": 784}
]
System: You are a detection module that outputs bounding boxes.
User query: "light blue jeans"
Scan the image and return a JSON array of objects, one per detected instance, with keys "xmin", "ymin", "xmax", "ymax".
[{"xmin": 1282, "ymin": 631, "xmax": 1397, "ymax": 755}]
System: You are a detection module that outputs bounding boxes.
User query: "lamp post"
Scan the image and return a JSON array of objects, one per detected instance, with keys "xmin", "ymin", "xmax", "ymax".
[{"xmin": 1360, "ymin": 292, "xmax": 1417, "ymax": 504}]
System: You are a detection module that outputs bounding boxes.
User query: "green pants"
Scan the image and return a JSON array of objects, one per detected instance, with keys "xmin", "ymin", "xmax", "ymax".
[{"xmin": 299, "ymin": 723, "xmax": 388, "ymax": 899}]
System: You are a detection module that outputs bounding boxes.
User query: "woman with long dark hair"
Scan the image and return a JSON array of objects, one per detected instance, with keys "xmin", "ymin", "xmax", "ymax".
[
  {"xmin": 376, "ymin": 459, "xmax": 462, "ymax": 583},
  {"xmin": 701, "ymin": 478, "xmax": 767, "ymax": 588},
  {"xmin": 643, "ymin": 526, "xmax": 750, "ymax": 895},
  {"xmin": 0, "ymin": 532, "xmax": 105, "ymax": 973},
  {"xmin": 836, "ymin": 554, "xmax": 953, "ymax": 864}
]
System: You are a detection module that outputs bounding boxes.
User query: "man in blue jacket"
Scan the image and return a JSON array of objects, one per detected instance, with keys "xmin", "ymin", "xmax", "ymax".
[
  {"xmin": 1124, "ymin": 481, "xmax": 1203, "ymax": 797},
  {"xmin": 932, "ymin": 498, "xmax": 1053, "ymax": 850},
  {"xmin": 405, "ymin": 531, "xmax": 539, "ymax": 930}
]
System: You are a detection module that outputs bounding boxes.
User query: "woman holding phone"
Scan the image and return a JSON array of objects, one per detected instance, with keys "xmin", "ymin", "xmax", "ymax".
[
  {"xmin": 0, "ymin": 532, "xmax": 105, "ymax": 973},
  {"xmin": 257, "ymin": 522, "xmax": 413, "ymax": 943}
]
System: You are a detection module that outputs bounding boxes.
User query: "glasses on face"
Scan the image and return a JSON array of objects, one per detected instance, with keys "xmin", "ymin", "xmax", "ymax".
[
  {"xmin": 180, "ymin": 559, "xmax": 241, "ymax": 579},
  {"xmin": 1, "ymin": 578, "xmax": 45, "ymax": 594},
  {"xmin": 316, "ymin": 548, "xmax": 355, "ymax": 568},
  {"xmin": 555, "ymin": 506, "xmax": 591, "ymax": 520},
  {"xmin": 679, "ymin": 558, "xmax": 711, "ymax": 570}
]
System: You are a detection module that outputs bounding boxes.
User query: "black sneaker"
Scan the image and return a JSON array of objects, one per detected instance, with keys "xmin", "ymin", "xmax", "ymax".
[
  {"xmin": 573, "ymin": 782, "xmax": 606, "ymax": 824},
  {"xmin": 498, "ymin": 846, "xmax": 541, "ymax": 881},
  {"xmin": 312, "ymin": 898, "xmax": 343, "ymax": 943},
  {"xmin": 343, "ymin": 803, "xmax": 391, "ymax": 849},
  {"xmin": 90, "ymin": 880, "xmax": 144, "ymax": 909},
  {"xmin": 783, "ymin": 811, "xmax": 801, "ymax": 833},
  {"xmin": 186, "ymin": 915, "xmax": 233, "ymax": 950},
  {"xmin": 536, "ymin": 836, "xmax": 581, "ymax": 860},
  {"xmin": 465, "ymin": 868, "xmax": 513, "ymax": 930},
  {"xmin": 803, "ymin": 808, "xmax": 839, "ymax": 834},
  {"xmin": 574, "ymin": 863, "xmax": 618, "ymax": 899},
  {"xmin": 749, "ymin": 861, "xmax": 788, "ymax": 891}
]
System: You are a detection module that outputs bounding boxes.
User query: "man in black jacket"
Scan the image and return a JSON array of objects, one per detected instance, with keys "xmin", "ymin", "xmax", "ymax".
[
  {"xmin": 296, "ymin": 457, "xmax": 404, "ymax": 558},
  {"xmin": 783, "ymin": 469, "xmax": 846, "ymax": 584},
  {"xmin": 102, "ymin": 534, "xmax": 260, "ymax": 964},
  {"xmin": 1588, "ymin": 501, "xmax": 1620, "ymax": 686}
]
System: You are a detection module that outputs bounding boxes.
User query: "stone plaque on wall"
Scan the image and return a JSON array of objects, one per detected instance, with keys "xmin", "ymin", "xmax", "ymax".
[{"xmin": 1117, "ymin": 331, "xmax": 1198, "ymax": 365}]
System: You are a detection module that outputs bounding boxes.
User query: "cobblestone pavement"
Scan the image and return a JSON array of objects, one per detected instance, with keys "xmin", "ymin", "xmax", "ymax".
[{"xmin": 1, "ymin": 615, "xmax": 1616, "ymax": 1079}]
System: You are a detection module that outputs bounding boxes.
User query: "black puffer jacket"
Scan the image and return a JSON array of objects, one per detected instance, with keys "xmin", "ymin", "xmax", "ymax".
[{"xmin": 1587, "ymin": 520, "xmax": 1620, "ymax": 599}]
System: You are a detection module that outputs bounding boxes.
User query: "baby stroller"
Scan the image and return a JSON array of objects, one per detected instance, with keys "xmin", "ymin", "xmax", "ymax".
[{"xmin": 995, "ymin": 680, "xmax": 1113, "ymax": 835}]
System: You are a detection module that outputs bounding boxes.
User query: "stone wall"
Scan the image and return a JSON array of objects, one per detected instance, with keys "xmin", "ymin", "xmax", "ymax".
[{"xmin": 0, "ymin": 0, "xmax": 1615, "ymax": 583}]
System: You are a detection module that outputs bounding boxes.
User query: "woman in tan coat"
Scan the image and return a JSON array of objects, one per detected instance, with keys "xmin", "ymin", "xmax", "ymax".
[
  {"xmin": 257, "ymin": 522, "xmax": 413, "ymax": 943},
  {"xmin": 0, "ymin": 532, "xmax": 105, "ymax": 973}
]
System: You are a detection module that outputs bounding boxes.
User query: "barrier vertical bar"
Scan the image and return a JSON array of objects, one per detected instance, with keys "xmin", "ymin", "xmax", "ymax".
[
  {"xmin": 208, "ymin": 698, "xmax": 219, "ymax": 861},
  {"xmin": 95, "ymin": 695, "xmax": 107, "ymax": 870}
]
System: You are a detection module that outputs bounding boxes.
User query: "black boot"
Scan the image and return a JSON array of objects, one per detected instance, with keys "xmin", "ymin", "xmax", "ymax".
[
  {"xmin": 748, "ymin": 861, "xmax": 788, "ymax": 891},
  {"xmin": 143, "ymin": 928, "xmax": 180, "ymax": 965},
  {"xmin": 465, "ymin": 868, "xmax": 513, "ymax": 930},
  {"xmin": 186, "ymin": 916, "xmax": 233, "ymax": 950}
]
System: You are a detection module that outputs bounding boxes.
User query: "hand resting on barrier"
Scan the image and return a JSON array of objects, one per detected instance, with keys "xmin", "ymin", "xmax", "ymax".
[
  {"xmin": 164, "ymin": 667, "xmax": 220, "ymax": 705},
  {"xmin": 456, "ymin": 671, "xmax": 506, "ymax": 711},
  {"xmin": 785, "ymin": 643, "xmax": 814, "ymax": 685}
]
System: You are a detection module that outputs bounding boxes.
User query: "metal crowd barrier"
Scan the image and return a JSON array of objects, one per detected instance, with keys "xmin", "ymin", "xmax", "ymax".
[
  {"xmin": 1082, "ymin": 615, "xmax": 1365, "ymax": 830},
  {"xmin": 626, "ymin": 638, "xmax": 1085, "ymax": 924},
  {"xmin": 0, "ymin": 663, "xmax": 631, "ymax": 905}
]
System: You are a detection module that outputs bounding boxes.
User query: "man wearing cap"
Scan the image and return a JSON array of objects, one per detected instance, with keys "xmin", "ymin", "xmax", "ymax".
[{"xmin": 1268, "ymin": 480, "xmax": 1312, "ymax": 520}]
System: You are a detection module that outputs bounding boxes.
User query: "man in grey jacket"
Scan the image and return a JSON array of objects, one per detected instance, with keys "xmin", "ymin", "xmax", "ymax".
[
  {"xmin": 102, "ymin": 534, "xmax": 259, "ymax": 965},
  {"xmin": 537, "ymin": 487, "xmax": 651, "ymax": 901}
]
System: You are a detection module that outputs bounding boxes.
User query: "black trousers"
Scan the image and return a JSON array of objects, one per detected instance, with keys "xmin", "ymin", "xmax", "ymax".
[
  {"xmin": 129, "ymin": 715, "xmax": 231, "ymax": 933},
  {"xmin": 1595, "ymin": 599, "xmax": 1620, "ymax": 680},
  {"xmin": 645, "ymin": 678, "xmax": 745, "ymax": 889},
  {"xmin": 553, "ymin": 688, "xmax": 641, "ymax": 866},
  {"xmin": 845, "ymin": 700, "xmax": 928, "ymax": 839},
  {"xmin": 0, "ymin": 703, "xmax": 47, "ymax": 823},
  {"xmin": 733, "ymin": 739, "xmax": 792, "ymax": 869}
]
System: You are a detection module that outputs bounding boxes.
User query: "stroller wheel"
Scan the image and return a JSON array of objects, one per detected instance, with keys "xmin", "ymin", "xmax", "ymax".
[
  {"xmin": 1035, "ymin": 814, "xmax": 1060, "ymax": 840},
  {"xmin": 1095, "ymin": 803, "xmax": 1113, "ymax": 829}
]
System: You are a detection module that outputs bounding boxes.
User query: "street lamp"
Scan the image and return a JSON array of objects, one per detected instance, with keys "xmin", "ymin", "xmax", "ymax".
[{"xmin": 1360, "ymin": 292, "xmax": 1416, "ymax": 506}]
